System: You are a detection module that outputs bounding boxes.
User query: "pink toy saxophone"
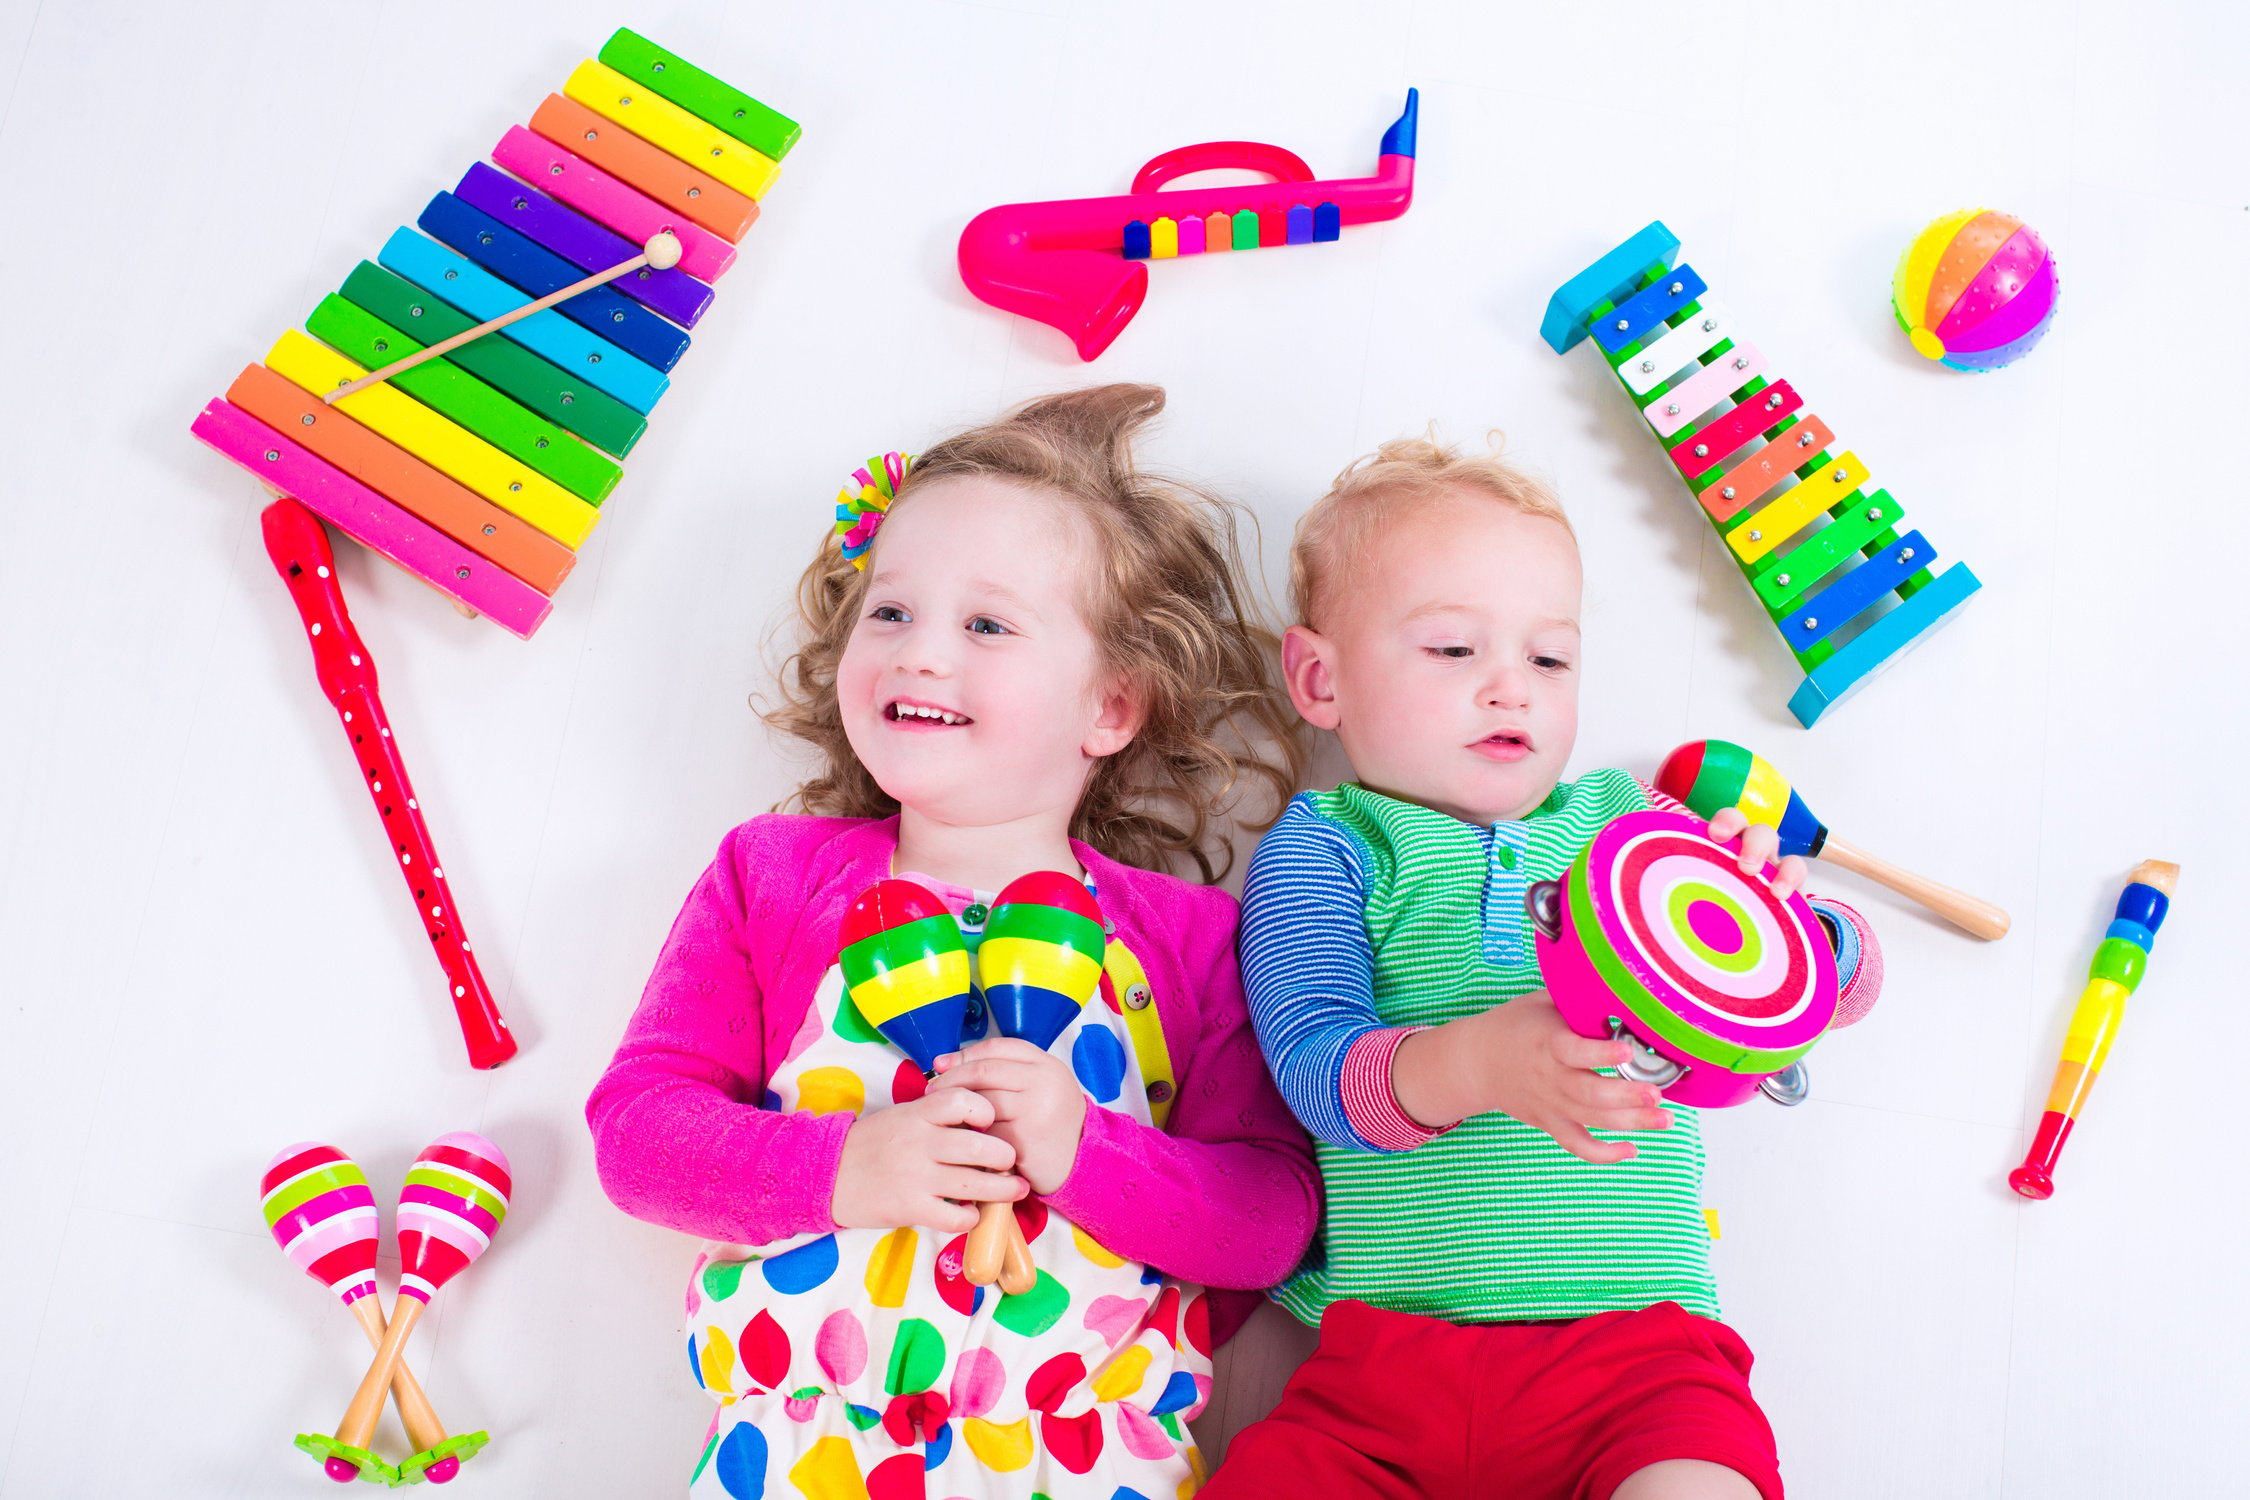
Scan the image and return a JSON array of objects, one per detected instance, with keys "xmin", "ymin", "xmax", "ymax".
[{"xmin": 957, "ymin": 89, "xmax": 1418, "ymax": 361}]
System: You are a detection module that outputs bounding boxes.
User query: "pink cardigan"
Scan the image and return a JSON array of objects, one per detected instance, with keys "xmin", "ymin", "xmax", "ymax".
[{"xmin": 586, "ymin": 814, "xmax": 1321, "ymax": 1338}]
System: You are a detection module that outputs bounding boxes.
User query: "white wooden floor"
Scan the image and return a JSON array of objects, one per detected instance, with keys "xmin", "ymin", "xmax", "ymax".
[{"xmin": 2, "ymin": 1, "xmax": 2243, "ymax": 1495}]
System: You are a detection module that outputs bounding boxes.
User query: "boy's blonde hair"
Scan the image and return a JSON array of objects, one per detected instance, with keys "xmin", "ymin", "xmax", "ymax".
[
  {"xmin": 765, "ymin": 383, "xmax": 1304, "ymax": 883},
  {"xmin": 1291, "ymin": 432, "xmax": 1574, "ymax": 629}
]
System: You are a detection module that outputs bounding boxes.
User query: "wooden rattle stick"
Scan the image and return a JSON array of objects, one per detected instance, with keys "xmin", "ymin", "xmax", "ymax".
[
  {"xmin": 331, "ymin": 1296, "xmax": 430, "ymax": 1472},
  {"xmin": 340, "ymin": 1296, "xmax": 448, "ymax": 1459},
  {"xmin": 966, "ymin": 1200, "xmax": 1039, "ymax": 1297},
  {"xmin": 322, "ymin": 231, "xmax": 682, "ymax": 403},
  {"xmin": 1809, "ymin": 837, "xmax": 2012, "ymax": 942},
  {"xmin": 1656, "ymin": 738, "xmax": 2012, "ymax": 941}
]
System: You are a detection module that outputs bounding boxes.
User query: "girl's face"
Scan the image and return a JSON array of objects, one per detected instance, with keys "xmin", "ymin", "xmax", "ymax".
[{"xmin": 838, "ymin": 476, "xmax": 1141, "ymax": 834}]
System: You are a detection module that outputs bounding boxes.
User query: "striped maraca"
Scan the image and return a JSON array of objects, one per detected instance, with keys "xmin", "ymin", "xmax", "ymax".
[
  {"xmin": 262, "ymin": 1145, "xmax": 485, "ymax": 1485},
  {"xmin": 839, "ymin": 879, "xmax": 974, "ymax": 1074},
  {"xmin": 1656, "ymin": 739, "xmax": 2009, "ymax": 940},
  {"xmin": 302, "ymin": 1134, "xmax": 511, "ymax": 1485},
  {"xmin": 966, "ymin": 873, "xmax": 1109, "ymax": 1292}
]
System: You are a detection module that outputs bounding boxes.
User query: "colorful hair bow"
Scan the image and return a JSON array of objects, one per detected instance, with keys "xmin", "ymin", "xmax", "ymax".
[{"xmin": 834, "ymin": 452, "xmax": 915, "ymax": 569}]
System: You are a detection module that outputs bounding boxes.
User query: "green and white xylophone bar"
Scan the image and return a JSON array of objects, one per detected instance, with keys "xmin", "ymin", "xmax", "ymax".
[{"xmin": 1542, "ymin": 222, "xmax": 1981, "ymax": 728}]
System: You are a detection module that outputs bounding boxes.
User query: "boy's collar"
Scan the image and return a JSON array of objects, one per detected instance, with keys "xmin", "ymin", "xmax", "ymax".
[{"xmin": 1335, "ymin": 778, "xmax": 1569, "ymax": 834}]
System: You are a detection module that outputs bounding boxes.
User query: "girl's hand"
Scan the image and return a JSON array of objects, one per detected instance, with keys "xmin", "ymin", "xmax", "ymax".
[
  {"xmin": 1393, "ymin": 991, "xmax": 1673, "ymax": 1164},
  {"xmin": 832, "ymin": 1089, "xmax": 1026, "ymax": 1235},
  {"xmin": 1704, "ymin": 807, "xmax": 1810, "ymax": 899},
  {"xmin": 928, "ymin": 1038, "xmax": 1089, "ymax": 1195}
]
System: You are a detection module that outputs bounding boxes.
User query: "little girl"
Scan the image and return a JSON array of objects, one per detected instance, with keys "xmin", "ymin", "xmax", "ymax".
[{"xmin": 586, "ymin": 384, "xmax": 1319, "ymax": 1498}]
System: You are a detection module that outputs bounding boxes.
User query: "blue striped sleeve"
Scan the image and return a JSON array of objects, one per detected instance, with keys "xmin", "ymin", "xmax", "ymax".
[{"xmin": 1240, "ymin": 796, "xmax": 1393, "ymax": 1152}]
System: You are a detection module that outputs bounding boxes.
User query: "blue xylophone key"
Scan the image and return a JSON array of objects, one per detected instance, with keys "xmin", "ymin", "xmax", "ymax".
[
  {"xmin": 1779, "ymin": 531, "xmax": 1935, "ymax": 652},
  {"xmin": 453, "ymin": 163, "xmax": 713, "ymax": 329},
  {"xmin": 377, "ymin": 228, "xmax": 669, "ymax": 414},
  {"xmin": 1122, "ymin": 220, "xmax": 1152, "ymax": 260},
  {"xmin": 1592, "ymin": 264, "xmax": 1710, "ymax": 355},
  {"xmin": 1313, "ymin": 202, "xmax": 1341, "ymax": 242},
  {"xmin": 418, "ymin": 193, "xmax": 690, "ymax": 372}
]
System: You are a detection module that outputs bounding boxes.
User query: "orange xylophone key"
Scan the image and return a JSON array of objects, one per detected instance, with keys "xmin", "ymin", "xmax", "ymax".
[
  {"xmin": 1701, "ymin": 416, "xmax": 1835, "ymax": 523},
  {"xmin": 528, "ymin": 95, "xmax": 759, "ymax": 242},
  {"xmin": 226, "ymin": 365, "xmax": 576, "ymax": 596}
]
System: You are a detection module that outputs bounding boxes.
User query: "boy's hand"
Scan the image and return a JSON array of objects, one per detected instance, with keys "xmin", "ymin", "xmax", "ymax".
[
  {"xmin": 1394, "ymin": 992, "xmax": 1673, "ymax": 1164},
  {"xmin": 832, "ymin": 1089, "xmax": 1025, "ymax": 1234},
  {"xmin": 1704, "ymin": 807, "xmax": 1810, "ymax": 899},
  {"xmin": 927, "ymin": 1038, "xmax": 1089, "ymax": 1195}
]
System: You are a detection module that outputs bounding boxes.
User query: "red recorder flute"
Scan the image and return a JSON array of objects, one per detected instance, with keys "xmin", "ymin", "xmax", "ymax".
[{"xmin": 261, "ymin": 499, "xmax": 517, "ymax": 1068}]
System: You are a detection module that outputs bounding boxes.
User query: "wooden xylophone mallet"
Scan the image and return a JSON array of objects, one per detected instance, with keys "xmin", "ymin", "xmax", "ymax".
[{"xmin": 1657, "ymin": 738, "xmax": 2010, "ymax": 941}]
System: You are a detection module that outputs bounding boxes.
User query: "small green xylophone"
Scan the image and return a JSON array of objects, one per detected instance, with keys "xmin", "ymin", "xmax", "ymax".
[{"xmin": 1543, "ymin": 222, "xmax": 1981, "ymax": 727}]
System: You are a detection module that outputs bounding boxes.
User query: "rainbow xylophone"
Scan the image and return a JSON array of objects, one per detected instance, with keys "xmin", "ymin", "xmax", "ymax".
[
  {"xmin": 1543, "ymin": 223, "xmax": 1983, "ymax": 728},
  {"xmin": 958, "ymin": 90, "xmax": 1418, "ymax": 361},
  {"xmin": 190, "ymin": 28, "xmax": 798, "ymax": 637}
]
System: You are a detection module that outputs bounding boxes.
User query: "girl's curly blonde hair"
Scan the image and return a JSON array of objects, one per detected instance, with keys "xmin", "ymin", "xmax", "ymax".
[{"xmin": 764, "ymin": 383, "xmax": 1303, "ymax": 883}]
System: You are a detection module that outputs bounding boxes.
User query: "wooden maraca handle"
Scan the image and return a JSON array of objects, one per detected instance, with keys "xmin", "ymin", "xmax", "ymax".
[
  {"xmin": 998, "ymin": 1218, "xmax": 1036, "ymax": 1295},
  {"xmin": 964, "ymin": 1202, "xmax": 1038, "ymax": 1295},
  {"xmin": 346, "ymin": 1295, "xmax": 446, "ymax": 1454},
  {"xmin": 335, "ymin": 1295, "xmax": 425, "ymax": 1452},
  {"xmin": 1818, "ymin": 836, "xmax": 2011, "ymax": 941}
]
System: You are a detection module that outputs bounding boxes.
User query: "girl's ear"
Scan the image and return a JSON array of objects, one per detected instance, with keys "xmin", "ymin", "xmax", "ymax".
[
  {"xmin": 1082, "ymin": 679, "xmax": 1146, "ymax": 760},
  {"xmin": 1282, "ymin": 625, "xmax": 1343, "ymax": 731}
]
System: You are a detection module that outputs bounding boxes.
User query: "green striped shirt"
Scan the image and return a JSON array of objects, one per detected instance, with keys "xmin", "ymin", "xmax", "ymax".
[{"xmin": 1260, "ymin": 772, "xmax": 1718, "ymax": 1325}]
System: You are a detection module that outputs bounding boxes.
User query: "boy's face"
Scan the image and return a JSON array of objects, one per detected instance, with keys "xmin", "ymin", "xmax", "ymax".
[{"xmin": 1285, "ymin": 489, "xmax": 1582, "ymax": 826}]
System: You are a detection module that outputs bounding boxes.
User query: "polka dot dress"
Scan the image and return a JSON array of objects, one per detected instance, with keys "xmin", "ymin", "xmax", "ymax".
[{"xmin": 683, "ymin": 885, "xmax": 1213, "ymax": 1499}]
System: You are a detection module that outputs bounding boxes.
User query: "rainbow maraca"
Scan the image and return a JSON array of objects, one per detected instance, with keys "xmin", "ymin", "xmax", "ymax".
[
  {"xmin": 1656, "ymin": 739, "xmax": 2009, "ymax": 941},
  {"xmin": 964, "ymin": 872, "xmax": 1110, "ymax": 1292},
  {"xmin": 839, "ymin": 879, "xmax": 974, "ymax": 1075},
  {"xmin": 978, "ymin": 872, "xmax": 1108, "ymax": 1044},
  {"xmin": 301, "ymin": 1134, "xmax": 511, "ymax": 1486},
  {"xmin": 262, "ymin": 1145, "xmax": 483, "ymax": 1485}
]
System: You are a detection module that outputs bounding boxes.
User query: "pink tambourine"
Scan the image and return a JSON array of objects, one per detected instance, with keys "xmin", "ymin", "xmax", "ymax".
[{"xmin": 1527, "ymin": 809, "xmax": 1839, "ymax": 1108}]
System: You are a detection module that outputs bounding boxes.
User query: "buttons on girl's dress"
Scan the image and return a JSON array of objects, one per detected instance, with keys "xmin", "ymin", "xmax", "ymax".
[
  {"xmin": 1147, "ymin": 1080, "xmax": 1173, "ymax": 1104},
  {"xmin": 962, "ymin": 903, "xmax": 989, "ymax": 927},
  {"xmin": 1123, "ymin": 983, "xmax": 1152, "ymax": 1011}
]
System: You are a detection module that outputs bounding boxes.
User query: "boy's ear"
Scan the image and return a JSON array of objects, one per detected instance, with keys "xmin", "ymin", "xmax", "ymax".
[
  {"xmin": 1282, "ymin": 625, "xmax": 1343, "ymax": 731},
  {"xmin": 1082, "ymin": 680, "xmax": 1146, "ymax": 760}
]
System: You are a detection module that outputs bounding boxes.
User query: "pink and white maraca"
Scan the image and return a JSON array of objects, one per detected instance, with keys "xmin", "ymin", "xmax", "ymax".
[
  {"xmin": 301, "ymin": 1134, "xmax": 511, "ymax": 1485},
  {"xmin": 263, "ymin": 1143, "xmax": 485, "ymax": 1484}
]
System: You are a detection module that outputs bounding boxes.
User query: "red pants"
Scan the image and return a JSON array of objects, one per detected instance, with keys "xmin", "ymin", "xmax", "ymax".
[{"xmin": 1204, "ymin": 1300, "xmax": 1782, "ymax": 1500}]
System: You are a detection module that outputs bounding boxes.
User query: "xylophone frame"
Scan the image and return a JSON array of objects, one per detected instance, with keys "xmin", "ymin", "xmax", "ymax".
[{"xmin": 1543, "ymin": 222, "xmax": 1982, "ymax": 728}]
